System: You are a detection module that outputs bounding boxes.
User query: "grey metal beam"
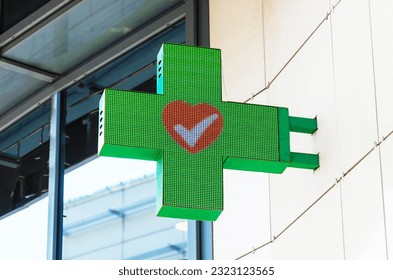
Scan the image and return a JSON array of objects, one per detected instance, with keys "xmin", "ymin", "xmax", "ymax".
[
  {"xmin": 185, "ymin": 0, "xmax": 197, "ymax": 47},
  {"xmin": 128, "ymin": 242, "xmax": 187, "ymax": 260},
  {"xmin": 0, "ymin": 0, "xmax": 78, "ymax": 49},
  {"xmin": 200, "ymin": 221, "xmax": 214, "ymax": 259},
  {"xmin": 0, "ymin": 4, "xmax": 185, "ymax": 132},
  {"xmin": 0, "ymin": 57, "xmax": 58, "ymax": 82},
  {"xmin": 47, "ymin": 91, "xmax": 66, "ymax": 260},
  {"xmin": 64, "ymin": 197, "xmax": 156, "ymax": 235},
  {"xmin": 188, "ymin": 221, "xmax": 214, "ymax": 260},
  {"xmin": 0, "ymin": 154, "xmax": 18, "ymax": 169},
  {"xmin": 185, "ymin": 0, "xmax": 210, "ymax": 47},
  {"xmin": 196, "ymin": 0, "xmax": 211, "ymax": 48},
  {"xmin": 0, "ymin": 0, "xmax": 2, "ymax": 33}
]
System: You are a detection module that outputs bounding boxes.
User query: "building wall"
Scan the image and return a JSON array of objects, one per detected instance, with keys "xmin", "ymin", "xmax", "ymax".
[
  {"xmin": 210, "ymin": 0, "xmax": 393, "ymax": 259},
  {"xmin": 63, "ymin": 177, "xmax": 187, "ymax": 260}
]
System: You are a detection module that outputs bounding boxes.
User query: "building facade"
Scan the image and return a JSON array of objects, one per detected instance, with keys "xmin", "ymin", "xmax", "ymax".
[
  {"xmin": 0, "ymin": 0, "xmax": 392, "ymax": 260},
  {"xmin": 63, "ymin": 175, "xmax": 187, "ymax": 260}
]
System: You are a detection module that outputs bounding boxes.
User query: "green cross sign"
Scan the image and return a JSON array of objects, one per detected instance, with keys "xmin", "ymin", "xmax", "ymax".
[{"xmin": 98, "ymin": 43, "xmax": 319, "ymax": 221}]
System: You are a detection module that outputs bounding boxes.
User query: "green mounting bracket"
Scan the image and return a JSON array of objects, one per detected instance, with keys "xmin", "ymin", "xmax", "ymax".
[
  {"xmin": 289, "ymin": 116, "xmax": 318, "ymax": 134},
  {"xmin": 279, "ymin": 109, "xmax": 319, "ymax": 171},
  {"xmin": 289, "ymin": 152, "xmax": 319, "ymax": 170}
]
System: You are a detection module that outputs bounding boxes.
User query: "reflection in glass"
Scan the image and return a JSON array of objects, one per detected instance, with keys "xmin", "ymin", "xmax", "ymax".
[
  {"xmin": 0, "ymin": 67, "xmax": 47, "ymax": 117},
  {"xmin": 1, "ymin": 0, "xmax": 51, "ymax": 32},
  {"xmin": 0, "ymin": 102, "xmax": 50, "ymax": 259},
  {"xmin": 4, "ymin": 0, "xmax": 181, "ymax": 73},
  {"xmin": 0, "ymin": 197, "xmax": 48, "ymax": 259},
  {"xmin": 63, "ymin": 157, "xmax": 188, "ymax": 260}
]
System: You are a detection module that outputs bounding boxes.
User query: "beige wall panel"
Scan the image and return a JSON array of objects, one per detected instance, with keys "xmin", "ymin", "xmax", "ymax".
[
  {"xmin": 263, "ymin": 0, "xmax": 330, "ymax": 82},
  {"xmin": 240, "ymin": 244, "xmax": 272, "ymax": 260},
  {"xmin": 330, "ymin": 0, "xmax": 341, "ymax": 7},
  {"xmin": 330, "ymin": 0, "xmax": 378, "ymax": 171},
  {"xmin": 369, "ymin": 0, "xmax": 393, "ymax": 139},
  {"xmin": 243, "ymin": 188, "xmax": 344, "ymax": 259},
  {"xmin": 258, "ymin": 23, "xmax": 340, "ymax": 236},
  {"xmin": 209, "ymin": 0, "xmax": 389, "ymax": 260},
  {"xmin": 269, "ymin": 186, "xmax": 343, "ymax": 259},
  {"xmin": 380, "ymin": 136, "xmax": 393, "ymax": 259},
  {"xmin": 341, "ymin": 150, "xmax": 386, "ymax": 259},
  {"xmin": 214, "ymin": 170, "xmax": 271, "ymax": 260},
  {"xmin": 210, "ymin": 0, "xmax": 266, "ymax": 103}
]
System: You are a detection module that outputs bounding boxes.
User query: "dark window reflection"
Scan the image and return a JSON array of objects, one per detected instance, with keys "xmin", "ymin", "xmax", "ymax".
[
  {"xmin": 0, "ymin": 102, "xmax": 50, "ymax": 218},
  {"xmin": 1, "ymin": 0, "xmax": 51, "ymax": 33}
]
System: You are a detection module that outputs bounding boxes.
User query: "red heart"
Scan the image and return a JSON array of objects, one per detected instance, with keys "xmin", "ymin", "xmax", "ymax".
[{"xmin": 162, "ymin": 101, "xmax": 223, "ymax": 154}]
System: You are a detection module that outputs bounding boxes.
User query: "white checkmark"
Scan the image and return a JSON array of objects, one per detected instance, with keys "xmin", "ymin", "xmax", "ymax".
[{"xmin": 174, "ymin": 114, "xmax": 219, "ymax": 147}]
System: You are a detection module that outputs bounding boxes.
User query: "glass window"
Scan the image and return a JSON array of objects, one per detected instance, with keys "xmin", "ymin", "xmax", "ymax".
[
  {"xmin": 61, "ymin": 19, "xmax": 187, "ymax": 259},
  {"xmin": 63, "ymin": 157, "xmax": 187, "ymax": 260},
  {"xmin": 0, "ymin": 198, "xmax": 48, "ymax": 259},
  {"xmin": 0, "ymin": 66, "xmax": 47, "ymax": 117},
  {"xmin": 0, "ymin": 101, "xmax": 50, "ymax": 259},
  {"xmin": 3, "ymin": 0, "xmax": 182, "ymax": 73},
  {"xmin": 1, "ymin": 0, "xmax": 50, "ymax": 33},
  {"xmin": 63, "ymin": 21, "xmax": 184, "ymax": 168},
  {"xmin": 0, "ymin": 0, "xmax": 189, "ymax": 260}
]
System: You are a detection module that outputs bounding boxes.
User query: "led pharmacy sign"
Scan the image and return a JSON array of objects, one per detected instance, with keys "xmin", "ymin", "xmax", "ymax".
[{"xmin": 98, "ymin": 43, "xmax": 319, "ymax": 221}]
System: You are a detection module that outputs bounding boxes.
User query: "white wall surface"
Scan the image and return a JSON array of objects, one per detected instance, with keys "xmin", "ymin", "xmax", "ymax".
[
  {"xmin": 214, "ymin": 170, "xmax": 271, "ymax": 259},
  {"xmin": 210, "ymin": 0, "xmax": 391, "ymax": 259},
  {"xmin": 380, "ymin": 135, "xmax": 393, "ymax": 259},
  {"xmin": 210, "ymin": 0, "xmax": 265, "ymax": 103}
]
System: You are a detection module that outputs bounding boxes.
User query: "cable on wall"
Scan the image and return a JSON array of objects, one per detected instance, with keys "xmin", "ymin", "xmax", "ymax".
[
  {"xmin": 236, "ymin": 121, "xmax": 393, "ymax": 260},
  {"xmin": 327, "ymin": 0, "xmax": 347, "ymax": 259},
  {"xmin": 242, "ymin": 0, "xmax": 342, "ymax": 104},
  {"xmin": 230, "ymin": 0, "xmax": 393, "ymax": 260},
  {"xmin": 367, "ymin": 0, "xmax": 390, "ymax": 259}
]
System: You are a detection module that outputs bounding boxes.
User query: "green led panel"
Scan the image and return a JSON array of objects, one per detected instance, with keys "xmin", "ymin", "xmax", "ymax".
[{"xmin": 98, "ymin": 43, "xmax": 319, "ymax": 221}]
